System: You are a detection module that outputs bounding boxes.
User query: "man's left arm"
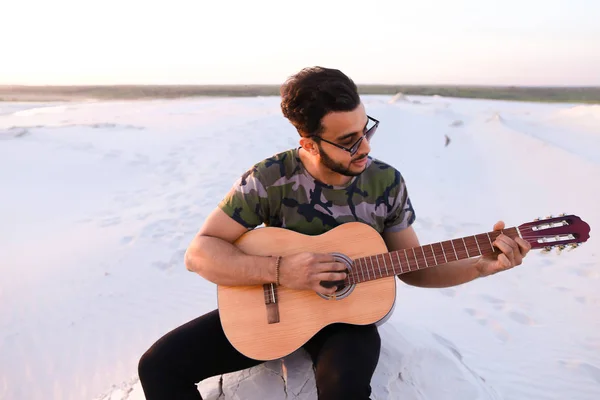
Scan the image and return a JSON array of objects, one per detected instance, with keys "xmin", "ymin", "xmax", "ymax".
[{"xmin": 382, "ymin": 222, "xmax": 532, "ymax": 288}]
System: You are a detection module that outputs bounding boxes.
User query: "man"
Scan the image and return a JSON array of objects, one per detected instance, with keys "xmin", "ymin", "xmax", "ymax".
[{"xmin": 138, "ymin": 66, "xmax": 531, "ymax": 400}]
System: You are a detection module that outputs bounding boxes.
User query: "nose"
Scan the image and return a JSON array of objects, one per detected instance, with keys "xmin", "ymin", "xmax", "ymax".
[{"xmin": 359, "ymin": 132, "xmax": 371, "ymax": 154}]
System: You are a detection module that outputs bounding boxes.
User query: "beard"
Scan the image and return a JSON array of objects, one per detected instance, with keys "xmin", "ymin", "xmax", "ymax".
[{"xmin": 318, "ymin": 144, "xmax": 368, "ymax": 177}]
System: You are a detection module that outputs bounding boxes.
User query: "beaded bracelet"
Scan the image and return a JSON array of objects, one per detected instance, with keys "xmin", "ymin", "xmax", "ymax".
[{"xmin": 274, "ymin": 256, "xmax": 282, "ymax": 286}]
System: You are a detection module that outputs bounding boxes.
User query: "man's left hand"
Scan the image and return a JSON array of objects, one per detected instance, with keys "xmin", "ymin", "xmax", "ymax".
[{"xmin": 475, "ymin": 221, "xmax": 532, "ymax": 277}]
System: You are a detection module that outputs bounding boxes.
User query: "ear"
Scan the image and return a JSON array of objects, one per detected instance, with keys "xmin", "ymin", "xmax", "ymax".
[{"xmin": 299, "ymin": 137, "xmax": 319, "ymax": 155}]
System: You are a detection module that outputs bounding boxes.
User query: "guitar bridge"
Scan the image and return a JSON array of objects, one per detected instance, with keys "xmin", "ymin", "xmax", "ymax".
[{"xmin": 263, "ymin": 283, "xmax": 280, "ymax": 324}]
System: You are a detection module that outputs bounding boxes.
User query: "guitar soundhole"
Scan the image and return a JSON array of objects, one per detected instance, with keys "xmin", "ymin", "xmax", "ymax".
[
  {"xmin": 320, "ymin": 279, "xmax": 348, "ymax": 292},
  {"xmin": 317, "ymin": 252, "xmax": 355, "ymax": 301}
]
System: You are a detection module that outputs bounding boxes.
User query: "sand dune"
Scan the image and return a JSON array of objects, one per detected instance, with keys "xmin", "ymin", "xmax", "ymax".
[{"xmin": 1, "ymin": 95, "xmax": 598, "ymax": 400}]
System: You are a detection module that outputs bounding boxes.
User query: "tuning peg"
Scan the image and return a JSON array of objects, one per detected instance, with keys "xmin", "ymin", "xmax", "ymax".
[
  {"xmin": 556, "ymin": 244, "xmax": 566, "ymax": 254},
  {"xmin": 534, "ymin": 217, "xmax": 541, "ymax": 221},
  {"xmin": 559, "ymin": 213, "xmax": 567, "ymax": 217},
  {"xmin": 545, "ymin": 215, "xmax": 553, "ymax": 219},
  {"xmin": 541, "ymin": 246, "xmax": 553, "ymax": 253},
  {"xmin": 567, "ymin": 243, "xmax": 580, "ymax": 251}
]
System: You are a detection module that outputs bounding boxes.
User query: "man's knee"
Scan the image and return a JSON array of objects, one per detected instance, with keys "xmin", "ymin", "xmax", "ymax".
[
  {"xmin": 138, "ymin": 346, "xmax": 160, "ymax": 382},
  {"xmin": 138, "ymin": 338, "xmax": 178, "ymax": 381}
]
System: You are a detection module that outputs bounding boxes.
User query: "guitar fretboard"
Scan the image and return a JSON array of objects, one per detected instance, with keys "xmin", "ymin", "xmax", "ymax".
[{"xmin": 345, "ymin": 227, "xmax": 518, "ymax": 285}]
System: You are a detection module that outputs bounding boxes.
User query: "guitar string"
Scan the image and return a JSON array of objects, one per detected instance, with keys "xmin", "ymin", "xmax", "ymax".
[
  {"xmin": 351, "ymin": 237, "xmax": 574, "ymax": 269},
  {"xmin": 263, "ymin": 229, "xmax": 579, "ymax": 289},
  {"xmin": 346, "ymin": 247, "xmax": 576, "ymax": 283},
  {"xmin": 346, "ymin": 225, "xmax": 573, "ymax": 281},
  {"xmin": 307, "ymin": 225, "xmax": 578, "ymax": 287}
]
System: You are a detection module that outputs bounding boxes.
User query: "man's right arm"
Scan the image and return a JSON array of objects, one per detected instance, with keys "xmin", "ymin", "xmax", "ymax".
[
  {"xmin": 184, "ymin": 208, "xmax": 348, "ymax": 295},
  {"xmin": 184, "ymin": 207, "xmax": 277, "ymax": 286}
]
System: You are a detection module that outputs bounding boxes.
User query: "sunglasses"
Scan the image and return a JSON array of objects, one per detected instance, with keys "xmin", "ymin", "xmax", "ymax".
[{"xmin": 310, "ymin": 115, "xmax": 379, "ymax": 156}]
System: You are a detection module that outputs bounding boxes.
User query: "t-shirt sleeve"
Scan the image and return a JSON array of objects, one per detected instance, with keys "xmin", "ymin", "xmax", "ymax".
[
  {"xmin": 384, "ymin": 170, "xmax": 416, "ymax": 233},
  {"xmin": 218, "ymin": 166, "xmax": 269, "ymax": 229}
]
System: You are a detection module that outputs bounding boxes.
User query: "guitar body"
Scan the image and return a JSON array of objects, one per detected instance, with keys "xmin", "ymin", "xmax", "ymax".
[{"xmin": 217, "ymin": 222, "xmax": 396, "ymax": 361}]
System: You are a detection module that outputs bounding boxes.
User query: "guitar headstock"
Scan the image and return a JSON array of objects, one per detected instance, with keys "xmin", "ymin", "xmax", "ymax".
[{"xmin": 518, "ymin": 214, "xmax": 591, "ymax": 252}]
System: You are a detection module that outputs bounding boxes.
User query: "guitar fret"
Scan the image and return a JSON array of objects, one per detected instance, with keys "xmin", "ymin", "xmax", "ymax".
[
  {"xmin": 370, "ymin": 256, "xmax": 377, "ymax": 280},
  {"xmin": 359, "ymin": 258, "xmax": 366, "ymax": 282},
  {"xmin": 439, "ymin": 242, "xmax": 448, "ymax": 263},
  {"xmin": 365, "ymin": 256, "xmax": 371, "ymax": 281},
  {"xmin": 361, "ymin": 257, "xmax": 366, "ymax": 280},
  {"xmin": 412, "ymin": 248, "xmax": 418, "ymax": 269},
  {"xmin": 398, "ymin": 252, "xmax": 404, "ymax": 274},
  {"xmin": 404, "ymin": 249, "xmax": 411, "ymax": 271},
  {"xmin": 397, "ymin": 251, "xmax": 405, "ymax": 274},
  {"xmin": 450, "ymin": 240, "xmax": 458, "ymax": 260},
  {"xmin": 388, "ymin": 253, "xmax": 396, "ymax": 275},
  {"xmin": 430, "ymin": 244, "xmax": 437, "ymax": 265},
  {"xmin": 462, "ymin": 237, "xmax": 470, "ymax": 257},
  {"xmin": 421, "ymin": 246, "xmax": 429, "ymax": 267},
  {"xmin": 374, "ymin": 256, "xmax": 379, "ymax": 279},
  {"xmin": 382, "ymin": 254, "xmax": 388, "ymax": 276},
  {"xmin": 474, "ymin": 235, "xmax": 482, "ymax": 255},
  {"xmin": 376, "ymin": 255, "xmax": 383, "ymax": 278},
  {"xmin": 486, "ymin": 232, "xmax": 496, "ymax": 253}
]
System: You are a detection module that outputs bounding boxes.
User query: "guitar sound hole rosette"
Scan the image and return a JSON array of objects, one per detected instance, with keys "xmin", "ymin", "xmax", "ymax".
[{"xmin": 317, "ymin": 252, "xmax": 356, "ymax": 301}]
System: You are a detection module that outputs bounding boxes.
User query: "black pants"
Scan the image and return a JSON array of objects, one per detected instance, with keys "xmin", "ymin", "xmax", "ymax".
[{"xmin": 138, "ymin": 309, "xmax": 381, "ymax": 400}]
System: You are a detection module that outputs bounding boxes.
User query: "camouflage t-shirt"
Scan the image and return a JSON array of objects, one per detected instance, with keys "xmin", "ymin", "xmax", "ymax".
[{"xmin": 218, "ymin": 147, "xmax": 416, "ymax": 236}]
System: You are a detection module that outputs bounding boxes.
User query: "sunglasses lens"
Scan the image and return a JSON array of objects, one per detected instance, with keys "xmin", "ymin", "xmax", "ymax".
[
  {"xmin": 366, "ymin": 124, "xmax": 377, "ymax": 141},
  {"xmin": 350, "ymin": 136, "xmax": 364, "ymax": 155}
]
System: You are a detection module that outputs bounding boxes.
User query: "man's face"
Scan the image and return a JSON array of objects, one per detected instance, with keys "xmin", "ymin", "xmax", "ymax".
[{"xmin": 316, "ymin": 103, "xmax": 373, "ymax": 177}]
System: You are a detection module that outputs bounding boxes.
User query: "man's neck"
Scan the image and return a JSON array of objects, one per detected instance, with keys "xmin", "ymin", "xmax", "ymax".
[{"xmin": 298, "ymin": 147, "xmax": 352, "ymax": 187}]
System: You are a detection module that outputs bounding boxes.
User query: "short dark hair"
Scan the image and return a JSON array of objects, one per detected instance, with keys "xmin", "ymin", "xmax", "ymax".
[{"xmin": 280, "ymin": 66, "xmax": 361, "ymax": 137}]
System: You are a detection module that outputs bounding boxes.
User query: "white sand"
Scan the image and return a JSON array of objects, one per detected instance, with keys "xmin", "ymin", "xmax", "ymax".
[{"xmin": 1, "ymin": 95, "xmax": 599, "ymax": 400}]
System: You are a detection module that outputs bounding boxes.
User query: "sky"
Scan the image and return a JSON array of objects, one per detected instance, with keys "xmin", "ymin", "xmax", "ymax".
[{"xmin": 2, "ymin": 0, "xmax": 599, "ymax": 86}]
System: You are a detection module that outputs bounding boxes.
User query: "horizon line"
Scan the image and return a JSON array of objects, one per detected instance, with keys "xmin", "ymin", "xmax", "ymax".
[{"xmin": 2, "ymin": 83, "xmax": 600, "ymax": 89}]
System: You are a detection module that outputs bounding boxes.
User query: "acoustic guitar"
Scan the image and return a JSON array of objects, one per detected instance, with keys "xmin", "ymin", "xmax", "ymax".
[{"xmin": 217, "ymin": 214, "xmax": 590, "ymax": 361}]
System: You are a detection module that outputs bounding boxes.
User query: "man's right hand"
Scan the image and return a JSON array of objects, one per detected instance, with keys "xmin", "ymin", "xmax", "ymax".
[{"xmin": 278, "ymin": 253, "xmax": 348, "ymax": 295}]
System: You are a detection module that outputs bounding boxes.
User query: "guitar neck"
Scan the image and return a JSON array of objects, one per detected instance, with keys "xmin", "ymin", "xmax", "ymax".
[{"xmin": 346, "ymin": 227, "xmax": 519, "ymax": 284}]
